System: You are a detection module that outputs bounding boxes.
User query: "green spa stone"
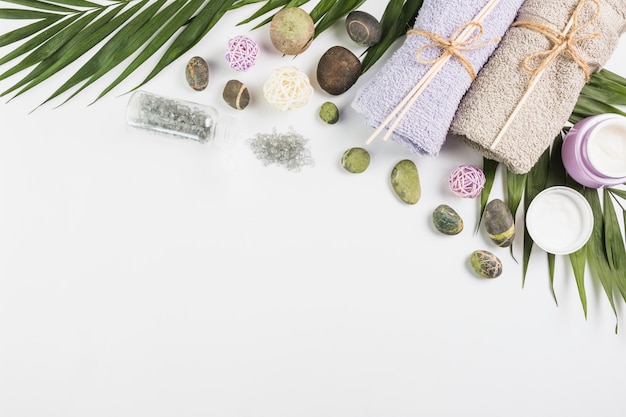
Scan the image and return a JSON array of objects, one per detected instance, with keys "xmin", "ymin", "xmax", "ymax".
[
  {"xmin": 269, "ymin": 7, "xmax": 315, "ymax": 55},
  {"xmin": 319, "ymin": 101, "xmax": 339, "ymax": 124},
  {"xmin": 341, "ymin": 147, "xmax": 370, "ymax": 173},
  {"xmin": 470, "ymin": 250, "xmax": 503, "ymax": 279},
  {"xmin": 483, "ymin": 199, "xmax": 515, "ymax": 247},
  {"xmin": 391, "ymin": 159, "xmax": 421, "ymax": 204},
  {"xmin": 432, "ymin": 204, "xmax": 464, "ymax": 235}
]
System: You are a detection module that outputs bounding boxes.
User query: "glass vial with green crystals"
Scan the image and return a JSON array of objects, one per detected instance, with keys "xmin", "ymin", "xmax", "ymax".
[{"xmin": 126, "ymin": 90, "xmax": 236, "ymax": 143}]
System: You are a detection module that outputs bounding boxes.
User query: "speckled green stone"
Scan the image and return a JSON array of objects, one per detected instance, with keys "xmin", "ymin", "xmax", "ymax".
[
  {"xmin": 185, "ymin": 56, "xmax": 209, "ymax": 91},
  {"xmin": 470, "ymin": 250, "xmax": 503, "ymax": 279},
  {"xmin": 484, "ymin": 199, "xmax": 515, "ymax": 247},
  {"xmin": 341, "ymin": 147, "xmax": 370, "ymax": 173},
  {"xmin": 391, "ymin": 159, "xmax": 421, "ymax": 204},
  {"xmin": 319, "ymin": 101, "xmax": 339, "ymax": 124},
  {"xmin": 432, "ymin": 204, "xmax": 463, "ymax": 235}
]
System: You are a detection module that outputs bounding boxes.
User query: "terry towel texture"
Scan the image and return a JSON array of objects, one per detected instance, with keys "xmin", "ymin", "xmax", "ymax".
[
  {"xmin": 351, "ymin": 0, "xmax": 524, "ymax": 156},
  {"xmin": 449, "ymin": 0, "xmax": 626, "ymax": 174}
]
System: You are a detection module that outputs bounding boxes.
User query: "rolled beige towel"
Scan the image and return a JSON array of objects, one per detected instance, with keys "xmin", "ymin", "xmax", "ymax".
[{"xmin": 449, "ymin": 0, "xmax": 626, "ymax": 174}]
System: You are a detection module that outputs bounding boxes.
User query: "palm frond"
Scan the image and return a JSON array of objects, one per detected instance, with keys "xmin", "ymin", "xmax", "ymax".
[{"xmin": 361, "ymin": 0, "xmax": 423, "ymax": 74}]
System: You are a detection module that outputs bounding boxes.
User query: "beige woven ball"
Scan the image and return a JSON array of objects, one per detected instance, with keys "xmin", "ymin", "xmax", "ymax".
[{"xmin": 263, "ymin": 66, "xmax": 313, "ymax": 111}]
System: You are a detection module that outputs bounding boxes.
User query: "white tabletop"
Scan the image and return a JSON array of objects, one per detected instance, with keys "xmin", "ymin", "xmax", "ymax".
[{"xmin": 2, "ymin": 2, "xmax": 626, "ymax": 416}]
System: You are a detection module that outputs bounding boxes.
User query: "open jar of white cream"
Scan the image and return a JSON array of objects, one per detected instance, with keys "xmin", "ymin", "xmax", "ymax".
[{"xmin": 562, "ymin": 114, "xmax": 626, "ymax": 188}]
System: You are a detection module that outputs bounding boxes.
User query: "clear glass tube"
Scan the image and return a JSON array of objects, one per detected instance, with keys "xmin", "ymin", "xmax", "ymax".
[{"xmin": 126, "ymin": 90, "xmax": 234, "ymax": 143}]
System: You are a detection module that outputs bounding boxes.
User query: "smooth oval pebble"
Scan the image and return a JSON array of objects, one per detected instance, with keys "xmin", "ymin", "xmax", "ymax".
[
  {"xmin": 223, "ymin": 79, "xmax": 250, "ymax": 110},
  {"xmin": 319, "ymin": 101, "xmax": 339, "ymax": 124},
  {"xmin": 391, "ymin": 159, "xmax": 421, "ymax": 204},
  {"xmin": 484, "ymin": 199, "xmax": 515, "ymax": 247},
  {"xmin": 432, "ymin": 204, "xmax": 463, "ymax": 235},
  {"xmin": 470, "ymin": 250, "xmax": 503, "ymax": 279},
  {"xmin": 185, "ymin": 56, "xmax": 209, "ymax": 91},
  {"xmin": 317, "ymin": 46, "xmax": 362, "ymax": 95},
  {"xmin": 341, "ymin": 147, "xmax": 370, "ymax": 173},
  {"xmin": 269, "ymin": 7, "xmax": 314, "ymax": 55},
  {"xmin": 346, "ymin": 11, "xmax": 382, "ymax": 47}
]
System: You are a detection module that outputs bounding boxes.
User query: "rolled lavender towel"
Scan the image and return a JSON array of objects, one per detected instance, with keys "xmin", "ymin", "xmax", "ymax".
[
  {"xmin": 351, "ymin": 0, "xmax": 524, "ymax": 156},
  {"xmin": 449, "ymin": 0, "xmax": 626, "ymax": 174}
]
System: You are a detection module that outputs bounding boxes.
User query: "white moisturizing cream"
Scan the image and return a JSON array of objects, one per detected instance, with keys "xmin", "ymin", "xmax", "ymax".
[
  {"xmin": 525, "ymin": 187, "xmax": 594, "ymax": 255},
  {"xmin": 586, "ymin": 117, "xmax": 626, "ymax": 178}
]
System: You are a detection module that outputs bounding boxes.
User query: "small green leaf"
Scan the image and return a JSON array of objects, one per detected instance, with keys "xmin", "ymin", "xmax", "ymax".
[
  {"xmin": 237, "ymin": 0, "xmax": 290, "ymax": 25},
  {"xmin": 584, "ymin": 187, "xmax": 619, "ymax": 332},
  {"xmin": 37, "ymin": 0, "xmax": 99, "ymax": 7},
  {"xmin": 4, "ymin": 2, "xmax": 132, "ymax": 101},
  {"xmin": 137, "ymin": 0, "xmax": 235, "ymax": 92},
  {"xmin": 361, "ymin": 0, "xmax": 424, "ymax": 74},
  {"xmin": 545, "ymin": 135, "xmax": 566, "ymax": 188},
  {"xmin": 603, "ymin": 189, "xmax": 625, "ymax": 273},
  {"xmin": 0, "ymin": 14, "xmax": 62, "ymax": 47},
  {"xmin": 476, "ymin": 157, "xmax": 498, "ymax": 233},
  {"xmin": 569, "ymin": 246, "xmax": 588, "ymax": 318},
  {"xmin": 0, "ymin": 8, "xmax": 61, "ymax": 19},
  {"xmin": 567, "ymin": 180, "xmax": 589, "ymax": 317},
  {"xmin": 522, "ymin": 147, "xmax": 550, "ymax": 284},
  {"xmin": 313, "ymin": 0, "xmax": 365, "ymax": 38},
  {"xmin": 42, "ymin": 0, "xmax": 164, "ymax": 106},
  {"xmin": 2, "ymin": 0, "xmax": 77, "ymax": 13},
  {"xmin": 547, "ymin": 253, "xmax": 557, "ymax": 305},
  {"xmin": 98, "ymin": 0, "xmax": 205, "ymax": 101},
  {"xmin": 0, "ymin": 8, "xmax": 103, "ymax": 85},
  {"xmin": 571, "ymin": 95, "xmax": 626, "ymax": 124},
  {"xmin": 229, "ymin": 0, "xmax": 267, "ymax": 11}
]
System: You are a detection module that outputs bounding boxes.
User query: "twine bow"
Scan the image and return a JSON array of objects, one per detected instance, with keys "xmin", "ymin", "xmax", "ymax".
[
  {"xmin": 409, "ymin": 21, "xmax": 500, "ymax": 79},
  {"xmin": 489, "ymin": 0, "xmax": 602, "ymax": 151},
  {"xmin": 512, "ymin": 0, "xmax": 600, "ymax": 84}
]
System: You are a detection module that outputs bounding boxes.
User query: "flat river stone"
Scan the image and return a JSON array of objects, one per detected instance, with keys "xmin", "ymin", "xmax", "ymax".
[
  {"xmin": 346, "ymin": 11, "xmax": 382, "ymax": 47},
  {"xmin": 317, "ymin": 46, "xmax": 361, "ymax": 95},
  {"xmin": 391, "ymin": 159, "xmax": 421, "ymax": 204}
]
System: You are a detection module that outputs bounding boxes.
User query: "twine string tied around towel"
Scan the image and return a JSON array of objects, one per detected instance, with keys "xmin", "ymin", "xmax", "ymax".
[
  {"xmin": 364, "ymin": 0, "xmax": 502, "ymax": 146},
  {"xmin": 410, "ymin": 22, "xmax": 499, "ymax": 80},
  {"xmin": 489, "ymin": 0, "xmax": 601, "ymax": 150}
]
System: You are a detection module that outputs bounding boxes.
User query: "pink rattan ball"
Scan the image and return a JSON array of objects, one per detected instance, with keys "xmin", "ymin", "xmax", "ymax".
[
  {"xmin": 225, "ymin": 35, "xmax": 259, "ymax": 71},
  {"xmin": 448, "ymin": 164, "xmax": 486, "ymax": 198}
]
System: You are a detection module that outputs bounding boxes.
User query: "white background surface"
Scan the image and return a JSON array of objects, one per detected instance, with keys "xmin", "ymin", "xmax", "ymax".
[{"xmin": 1, "ymin": 2, "xmax": 626, "ymax": 416}]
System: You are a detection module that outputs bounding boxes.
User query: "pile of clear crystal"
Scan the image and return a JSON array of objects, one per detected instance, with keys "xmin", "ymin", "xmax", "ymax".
[{"xmin": 248, "ymin": 128, "xmax": 314, "ymax": 172}]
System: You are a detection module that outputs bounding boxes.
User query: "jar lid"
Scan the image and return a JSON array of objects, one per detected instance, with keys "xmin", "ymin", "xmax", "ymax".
[{"xmin": 526, "ymin": 186, "xmax": 594, "ymax": 255}]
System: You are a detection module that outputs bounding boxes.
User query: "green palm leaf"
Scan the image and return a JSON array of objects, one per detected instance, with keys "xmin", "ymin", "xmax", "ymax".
[
  {"xmin": 96, "ymin": 0, "xmax": 205, "ymax": 102},
  {"xmin": 477, "ymin": 157, "xmax": 498, "ymax": 233},
  {"xmin": 42, "ymin": 0, "xmax": 165, "ymax": 106},
  {"xmin": 0, "ymin": 7, "xmax": 61, "ymax": 18},
  {"xmin": 522, "ymin": 146, "xmax": 549, "ymax": 286},
  {"xmin": 584, "ymin": 187, "xmax": 619, "ymax": 332},
  {"xmin": 135, "ymin": 0, "xmax": 235, "ymax": 92},
  {"xmin": 361, "ymin": 0, "xmax": 423, "ymax": 74},
  {"xmin": 0, "ymin": 15, "xmax": 62, "ymax": 47},
  {"xmin": 0, "ymin": 8, "xmax": 104, "ymax": 85},
  {"xmin": 3, "ymin": 0, "xmax": 78, "ymax": 13},
  {"xmin": 311, "ymin": 0, "xmax": 365, "ymax": 38},
  {"xmin": 2, "ymin": 1, "xmax": 131, "ymax": 100}
]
